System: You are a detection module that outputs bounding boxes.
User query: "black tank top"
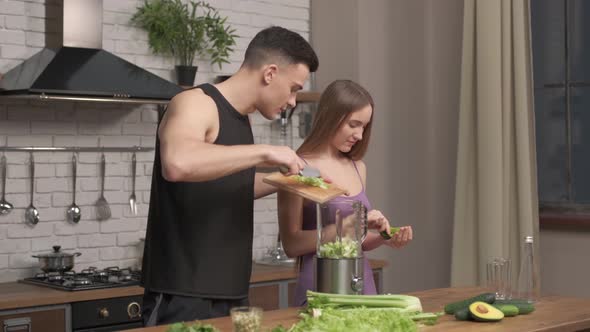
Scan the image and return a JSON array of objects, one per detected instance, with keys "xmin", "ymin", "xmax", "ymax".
[{"xmin": 141, "ymin": 83, "xmax": 255, "ymax": 298}]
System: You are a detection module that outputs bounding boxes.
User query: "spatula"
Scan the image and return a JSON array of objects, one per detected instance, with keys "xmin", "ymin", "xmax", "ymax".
[{"xmin": 96, "ymin": 153, "xmax": 111, "ymax": 221}]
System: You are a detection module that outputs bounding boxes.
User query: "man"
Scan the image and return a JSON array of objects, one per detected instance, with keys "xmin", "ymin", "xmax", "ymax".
[{"xmin": 141, "ymin": 26, "xmax": 319, "ymax": 326}]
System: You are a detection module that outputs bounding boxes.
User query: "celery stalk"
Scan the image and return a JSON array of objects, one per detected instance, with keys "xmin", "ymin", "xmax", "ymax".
[{"xmin": 306, "ymin": 290, "xmax": 423, "ymax": 312}]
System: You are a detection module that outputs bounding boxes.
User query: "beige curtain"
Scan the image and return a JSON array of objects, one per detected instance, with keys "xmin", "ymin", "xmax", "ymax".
[{"xmin": 451, "ymin": 0, "xmax": 539, "ymax": 287}]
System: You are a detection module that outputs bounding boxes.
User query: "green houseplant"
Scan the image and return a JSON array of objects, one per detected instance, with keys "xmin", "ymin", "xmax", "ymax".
[{"xmin": 131, "ymin": 0, "xmax": 238, "ymax": 86}]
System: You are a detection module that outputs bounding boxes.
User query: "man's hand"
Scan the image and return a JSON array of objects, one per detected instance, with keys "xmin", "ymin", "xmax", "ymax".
[{"xmin": 263, "ymin": 145, "xmax": 306, "ymax": 175}]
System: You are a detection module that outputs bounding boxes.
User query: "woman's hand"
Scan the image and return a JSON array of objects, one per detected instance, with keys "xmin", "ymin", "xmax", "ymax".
[
  {"xmin": 384, "ymin": 226, "xmax": 413, "ymax": 248},
  {"xmin": 366, "ymin": 209, "xmax": 391, "ymax": 234}
]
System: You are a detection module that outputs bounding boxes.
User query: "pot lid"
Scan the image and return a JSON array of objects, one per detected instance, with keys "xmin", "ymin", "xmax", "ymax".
[{"xmin": 34, "ymin": 245, "xmax": 77, "ymax": 258}]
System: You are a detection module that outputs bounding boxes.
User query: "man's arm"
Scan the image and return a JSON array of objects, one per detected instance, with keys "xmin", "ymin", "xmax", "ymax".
[
  {"xmin": 159, "ymin": 90, "xmax": 304, "ymax": 182},
  {"xmin": 254, "ymin": 172, "xmax": 278, "ymax": 199}
]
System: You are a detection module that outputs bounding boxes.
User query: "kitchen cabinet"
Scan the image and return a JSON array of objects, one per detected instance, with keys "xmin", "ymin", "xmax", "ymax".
[
  {"xmin": 0, "ymin": 304, "xmax": 70, "ymax": 332},
  {"xmin": 249, "ymin": 282, "xmax": 284, "ymax": 311}
]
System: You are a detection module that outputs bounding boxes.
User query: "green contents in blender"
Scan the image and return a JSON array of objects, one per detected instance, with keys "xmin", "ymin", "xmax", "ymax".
[{"xmin": 319, "ymin": 238, "xmax": 359, "ymax": 258}]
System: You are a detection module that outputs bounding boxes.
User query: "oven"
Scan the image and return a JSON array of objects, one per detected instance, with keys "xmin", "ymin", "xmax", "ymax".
[
  {"xmin": 71, "ymin": 296, "xmax": 143, "ymax": 332},
  {"xmin": 16, "ymin": 266, "xmax": 144, "ymax": 331}
]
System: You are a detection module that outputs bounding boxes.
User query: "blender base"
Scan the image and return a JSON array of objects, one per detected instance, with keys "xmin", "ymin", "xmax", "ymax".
[{"xmin": 315, "ymin": 256, "xmax": 364, "ymax": 294}]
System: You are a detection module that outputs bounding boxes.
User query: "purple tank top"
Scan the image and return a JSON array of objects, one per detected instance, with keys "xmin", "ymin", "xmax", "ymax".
[{"xmin": 293, "ymin": 162, "xmax": 377, "ymax": 306}]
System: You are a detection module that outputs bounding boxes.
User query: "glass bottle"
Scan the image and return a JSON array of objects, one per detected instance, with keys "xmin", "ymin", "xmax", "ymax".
[{"xmin": 516, "ymin": 236, "xmax": 540, "ymax": 303}]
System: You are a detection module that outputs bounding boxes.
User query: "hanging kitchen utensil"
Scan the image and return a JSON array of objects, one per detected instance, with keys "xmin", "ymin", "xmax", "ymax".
[
  {"xmin": 0, "ymin": 155, "xmax": 13, "ymax": 215},
  {"xmin": 263, "ymin": 172, "xmax": 346, "ymax": 204},
  {"xmin": 270, "ymin": 110, "xmax": 293, "ymax": 148},
  {"xmin": 24, "ymin": 153, "xmax": 39, "ymax": 225},
  {"xmin": 96, "ymin": 153, "xmax": 111, "ymax": 221},
  {"xmin": 129, "ymin": 152, "xmax": 138, "ymax": 215},
  {"xmin": 66, "ymin": 154, "xmax": 81, "ymax": 223}
]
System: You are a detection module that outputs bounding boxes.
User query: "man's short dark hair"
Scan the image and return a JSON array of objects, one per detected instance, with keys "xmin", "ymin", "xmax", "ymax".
[{"xmin": 243, "ymin": 26, "xmax": 319, "ymax": 72}]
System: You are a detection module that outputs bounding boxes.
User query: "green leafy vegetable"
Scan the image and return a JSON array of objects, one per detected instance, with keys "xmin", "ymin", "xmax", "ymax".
[
  {"xmin": 290, "ymin": 307, "xmax": 417, "ymax": 332},
  {"xmin": 270, "ymin": 325, "xmax": 289, "ymax": 332},
  {"xmin": 319, "ymin": 238, "xmax": 359, "ymax": 258},
  {"xmin": 380, "ymin": 226, "xmax": 401, "ymax": 240},
  {"xmin": 409, "ymin": 311, "xmax": 445, "ymax": 326},
  {"xmin": 166, "ymin": 322, "xmax": 219, "ymax": 332},
  {"xmin": 293, "ymin": 175, "xmax": 328, "ymax": 189},
  {"xmin": 303, "ymin": 291, "xmax": 443, "ymax": 328},
  {"xmin": 306, "ymin": 291, "xmax": 422, "ymax": 312}
]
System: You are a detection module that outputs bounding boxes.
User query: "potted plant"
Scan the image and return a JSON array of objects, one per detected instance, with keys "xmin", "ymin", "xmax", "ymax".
[{"xmin": 131, "ymin": 0, "xmax": 238, "ymax": 86}]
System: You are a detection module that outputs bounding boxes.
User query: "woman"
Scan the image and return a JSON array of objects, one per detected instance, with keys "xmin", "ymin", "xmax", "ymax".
[{"xmin": 278, "ymin": 80, "xmax": 413, "ymax": 306}]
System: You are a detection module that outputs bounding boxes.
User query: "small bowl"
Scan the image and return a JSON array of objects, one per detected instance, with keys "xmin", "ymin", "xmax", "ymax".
[{"xmin": 230, "ymin": 306, "xmax": 263, "ymax": 332}]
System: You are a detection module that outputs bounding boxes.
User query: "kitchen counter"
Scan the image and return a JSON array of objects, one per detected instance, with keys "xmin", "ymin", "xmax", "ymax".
[
  {"xmin": 0, "ymin": 282, "xmax": 143, "ymax": 311},
  {"xmin": 250, "ymin": 258, "xmax": 387, "ymax": 283},
  {"xmin": 128, "ymin": 286, "xmax": 590, "ymax": 332},
  {"xmin": 0, "ymin": 259, "xmax": 387, "ymax": 311}
]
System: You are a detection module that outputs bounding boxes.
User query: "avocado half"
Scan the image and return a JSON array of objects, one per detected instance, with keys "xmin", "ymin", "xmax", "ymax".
[{"xmin": 469, "ymin": 301, "xmax": 504, "ymax": 322}]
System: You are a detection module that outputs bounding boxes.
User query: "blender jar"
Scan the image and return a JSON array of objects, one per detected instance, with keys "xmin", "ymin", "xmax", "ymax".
[{"xmin": 315, "ymin": 199, "xmax": 367, "ymax": 294}]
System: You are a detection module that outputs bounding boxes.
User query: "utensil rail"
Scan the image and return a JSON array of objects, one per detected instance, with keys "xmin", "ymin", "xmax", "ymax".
[{"xmin": 0, "ymin": 146, "xmax": 154, "ymax": 152}]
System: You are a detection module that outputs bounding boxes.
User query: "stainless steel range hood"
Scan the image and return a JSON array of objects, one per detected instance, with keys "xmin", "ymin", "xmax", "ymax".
[{"xmin": 0, "ymin": 0, "xmax": 182, "ymax": 104}]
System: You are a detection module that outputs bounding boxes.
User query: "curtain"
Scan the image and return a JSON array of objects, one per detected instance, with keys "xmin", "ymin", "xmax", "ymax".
[{"xmin": 451, "ymin": 0, "xmax": 539, "ymax": 288}]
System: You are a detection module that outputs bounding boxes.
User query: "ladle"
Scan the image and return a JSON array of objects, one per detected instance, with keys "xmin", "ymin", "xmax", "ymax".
[
  {"xmin": 66, "ymin": 154, "xmax": 81, "ymax": 223},
  {"xmin": 24, "ymin": 154, "xmax": 39, "ymax": 225}
]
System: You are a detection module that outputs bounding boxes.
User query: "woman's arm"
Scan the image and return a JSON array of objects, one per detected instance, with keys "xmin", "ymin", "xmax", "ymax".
[
  {"xmin": 356, "ymin": 160, "xmax": 387, "ymax": 251},
  {"xmin": 362, "ymin": 232, "xmax": 386, "ymax": 251},
  {"xmin": 357, "ymin": 160, "xmax": 413, "ymax": 250}
]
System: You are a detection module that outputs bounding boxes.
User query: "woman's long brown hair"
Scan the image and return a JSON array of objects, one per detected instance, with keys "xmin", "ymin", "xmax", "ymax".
[{"xmin": 297, "ymin": 80, "xmax": 374, "ymax": 160}]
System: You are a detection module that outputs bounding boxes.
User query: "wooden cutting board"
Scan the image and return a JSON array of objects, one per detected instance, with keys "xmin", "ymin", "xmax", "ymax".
[{"xmin": 263, "ymin": 172, "xmax": 347, "ymax": 204}]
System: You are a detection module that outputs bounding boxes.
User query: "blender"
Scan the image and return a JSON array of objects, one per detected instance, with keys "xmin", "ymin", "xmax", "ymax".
[{"xmin": 315, "ymin": 199, "xmax": 367, "ymax": 294}]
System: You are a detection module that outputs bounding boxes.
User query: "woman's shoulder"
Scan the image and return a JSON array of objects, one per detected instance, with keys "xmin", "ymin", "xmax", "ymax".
[
  {"xmin": 299, "ymin": 154, "xmax": 321, "ymax": 166},
  {"xmin": 354, "ymin": 159, "xmax": 367, "ymax": 172}
]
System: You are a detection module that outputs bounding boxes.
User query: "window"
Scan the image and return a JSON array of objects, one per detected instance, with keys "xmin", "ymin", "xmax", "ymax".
[{"xmin": 532, "ymin": 0, "xmax": 590, "ymax": 216}]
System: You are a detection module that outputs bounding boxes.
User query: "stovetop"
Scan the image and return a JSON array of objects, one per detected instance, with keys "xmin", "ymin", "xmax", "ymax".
[{"xmin": 20, "ymin": 266, "xmax": 141, "ymax": 291}]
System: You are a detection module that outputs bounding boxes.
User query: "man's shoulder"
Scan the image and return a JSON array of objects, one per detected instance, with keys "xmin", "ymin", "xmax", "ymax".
[
  {"xmin": 166, "ymin": 88, "xmax": 218, "ymax": 119},
  {"xmin": 171, "ymin": 87, "xmax": 215, "ymax": 107}
]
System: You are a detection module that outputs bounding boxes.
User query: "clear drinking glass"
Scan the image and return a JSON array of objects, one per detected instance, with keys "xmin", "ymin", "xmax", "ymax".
[
  {"xmin": 230, "ymin": 306, "xmax": 262, "ymax": 332},
  {"xmin": 486, "ymin": 257, "xmax": 511, "ymax": 300}
]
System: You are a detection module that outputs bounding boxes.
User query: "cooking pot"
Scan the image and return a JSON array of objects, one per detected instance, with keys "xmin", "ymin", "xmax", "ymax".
[{"xmin": 31, "ymin": 245, "xmax": 82, "ymax": 272}]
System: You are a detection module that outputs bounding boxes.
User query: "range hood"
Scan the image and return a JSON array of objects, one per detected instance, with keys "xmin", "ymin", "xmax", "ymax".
[{"xmin": 0, "ymin": 0, "xmax": 182, "ymax": 104}]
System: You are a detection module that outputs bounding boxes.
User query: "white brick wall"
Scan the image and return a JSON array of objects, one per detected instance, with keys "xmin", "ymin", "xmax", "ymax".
[{"xmin": 0, "ymin": 0, "xmax": 311, "ymax": 282}]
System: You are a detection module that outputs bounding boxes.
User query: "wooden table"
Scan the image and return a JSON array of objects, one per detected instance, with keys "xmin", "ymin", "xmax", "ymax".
[{"xmin": 128, "ymin": 287, "xmax": 590, "ymax": 332}]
